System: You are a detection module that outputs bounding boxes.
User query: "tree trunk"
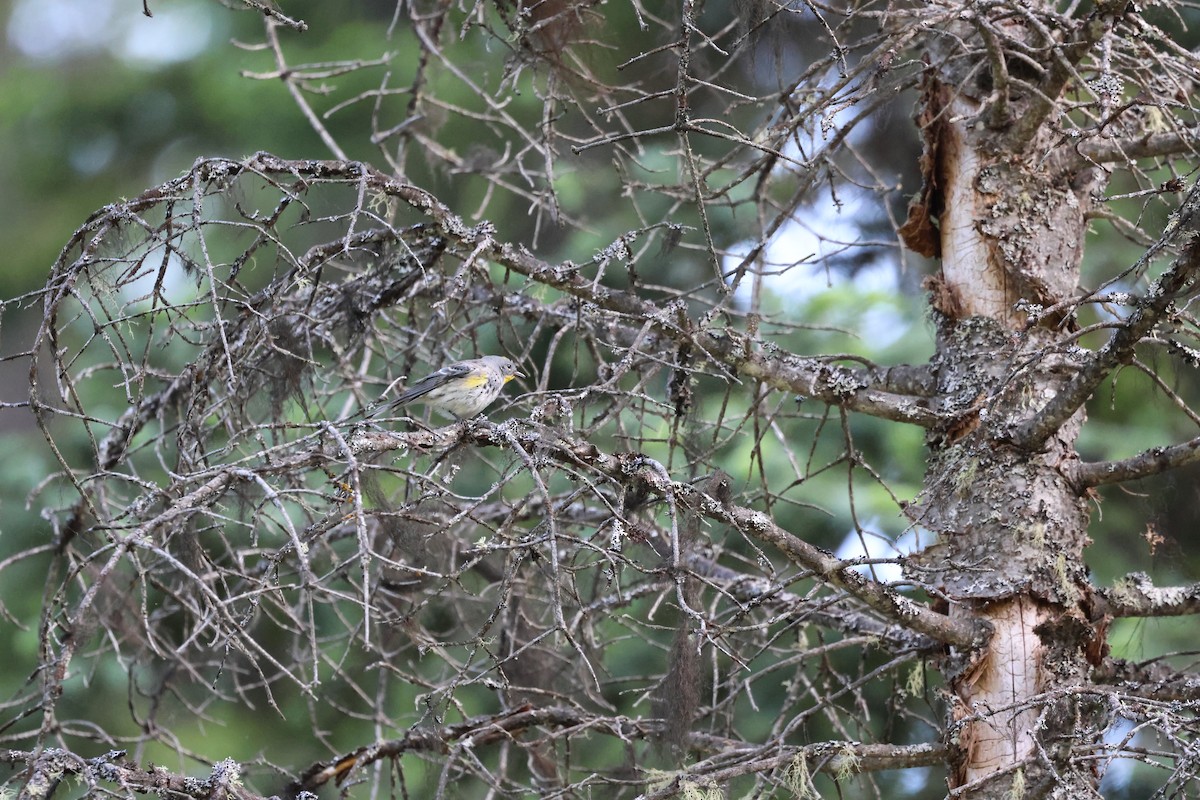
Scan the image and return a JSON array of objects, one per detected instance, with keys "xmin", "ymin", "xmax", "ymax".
[{"xmin": 906, "ymin": 13, "xmax": 1113, "ymax": 796}]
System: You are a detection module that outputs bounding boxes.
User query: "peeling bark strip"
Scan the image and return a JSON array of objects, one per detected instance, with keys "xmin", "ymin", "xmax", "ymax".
[
  {"xmin": 918, "ymin": 94, "xmax": 1094, "ymax": 329},
  {"xmin": 952, "ymin": 597, "xmax": 1047, "ymax": 786}
]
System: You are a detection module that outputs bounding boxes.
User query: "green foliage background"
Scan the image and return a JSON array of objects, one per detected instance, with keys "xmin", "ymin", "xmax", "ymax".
[{"xmin": 1, "ymin": 1, "xmax": 1197, "ymax": 797}]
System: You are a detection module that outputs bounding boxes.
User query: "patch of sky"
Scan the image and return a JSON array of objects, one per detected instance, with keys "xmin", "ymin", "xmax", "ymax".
[
  {"xmin": 834, "ymin": 518, "xmax": 936, "ymax": 585},
  {"xmin": 9, "ymin": 0, "xmax": 217, "ymax": 66},
  {"xmin": 725, "ymin": 188, "xmax": 909, "ymax": 350}
]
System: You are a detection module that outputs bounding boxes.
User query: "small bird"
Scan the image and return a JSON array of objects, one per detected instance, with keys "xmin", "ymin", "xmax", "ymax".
[{"xmin": 383, "ymin": 355, "xmax": 522, "ymax": 418}]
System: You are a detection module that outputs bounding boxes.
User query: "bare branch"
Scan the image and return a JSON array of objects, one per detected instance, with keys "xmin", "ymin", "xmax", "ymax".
[
  {"xmin": 2, "ymin": 750, "xmax": 264, "ymax": 800},
  {"xmin": 1071, "ymin": 434, "xmax": 1200, "ymax": 487},
  {"xmin": 240, "ymin": 152, "xmax": 945, "ymax": 426},
  {"xmin": 17, "ymin": 1, "xmax": 1200, "ymax": 795},
  {"xmin": 1078, "ymin": 125, "xmax": 1200, "ymax": 163},
  {"xmin": 1094, "ymin": 658, "xmax": 1200, "ymax": 703},
  {"xmin": 1092, "ymin": 572, "xmax": 1200, "ymax": 618},
  {"xmin": 1008, "ymin": 5, "xmax": 1120, "ymax": 150},
  {"xmin": 1012, "ymin": 179, "xmax": 1200, "ymax": 448},
  {"xmin": 290, "ymin": 705, "xmax": 948, "ymax": 795},
  {"xmin": 355, "ymin": 423, "xmax": 985, "ymax": 649},
  {"xmin": 686, "ymin": 552, "xmax": 942, "ymax": 654},
  {"xmin": 237, "ymin": 0, "xmax": 307, "ymax": 31}
]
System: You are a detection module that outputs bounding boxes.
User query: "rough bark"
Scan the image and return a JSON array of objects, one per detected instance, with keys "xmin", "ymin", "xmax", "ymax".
[{"xmin": 904, "ymin": 10, "xmax": 1119, "ymax": 796}]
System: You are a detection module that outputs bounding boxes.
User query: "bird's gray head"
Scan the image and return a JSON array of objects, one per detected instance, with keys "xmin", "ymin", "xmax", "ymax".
[{"xmin": 484, "ymin": 356, "xmax": 522, "ymax": 381}]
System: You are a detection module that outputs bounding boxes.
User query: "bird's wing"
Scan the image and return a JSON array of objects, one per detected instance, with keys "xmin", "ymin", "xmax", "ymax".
[{"xmin": 393, "ymin": 362, "xmax": 473, "ymax": 403}]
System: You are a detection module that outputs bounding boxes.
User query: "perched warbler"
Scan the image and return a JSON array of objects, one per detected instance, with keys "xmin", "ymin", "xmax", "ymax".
[{"xmin": 383, "ymin": 355, "xmax": 522, "ymax": 418}]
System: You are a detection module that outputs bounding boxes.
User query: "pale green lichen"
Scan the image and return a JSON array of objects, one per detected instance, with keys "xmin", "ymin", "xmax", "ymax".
[
  {"xmin": 1030, "ymin": 521, "xmax": 1046, "ymax": 548},
  {"xmin": 951, "ymin": 457, "xmax": 979, "ymax": 497},
  {"xmin": 905, "ymin": 661, "xmax": 925, "ymax": 698},
  {"xmin": 1054, "ymin": 553, "xmax": 1077, "ymax": 601},
  {"xmin": 783, "ymin": 755, "xmax": 818, "ymax": 799},
  {"xmin": 1007, "ymin": 766, "xmax": 1025, "ymax": 800},
  {"xmin": 831, "ymin": 744, "xmax": 861, "ymax": 781}
]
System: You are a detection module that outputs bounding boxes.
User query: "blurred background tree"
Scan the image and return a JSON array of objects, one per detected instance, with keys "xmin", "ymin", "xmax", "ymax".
[{"xmin": 2, "ymin": 1, "xmax": 1200, "ymax": 798}]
